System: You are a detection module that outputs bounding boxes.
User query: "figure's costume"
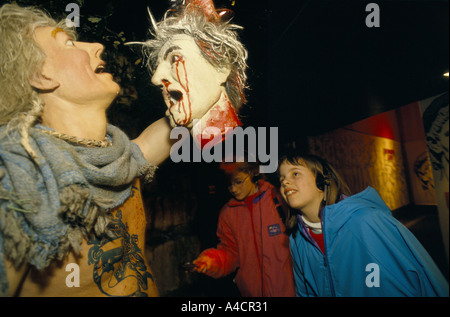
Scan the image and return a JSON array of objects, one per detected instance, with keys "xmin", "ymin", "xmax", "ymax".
[
  {"xmin": 0, "ymin": 124, "xmax": 157, "ymax": 295},
  {"xmin": 290, "ymin": 186, "xmax": 449, "ymax": 297}
]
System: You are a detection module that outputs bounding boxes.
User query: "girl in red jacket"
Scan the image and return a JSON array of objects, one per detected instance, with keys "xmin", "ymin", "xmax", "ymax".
[{"xmin": 192, "ymin": 160, "xmax": 295, "ymax": 297}]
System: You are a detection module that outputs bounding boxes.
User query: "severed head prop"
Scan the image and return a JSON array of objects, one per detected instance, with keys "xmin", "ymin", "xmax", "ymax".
[{"xmin": 141, "ymin": 0, "xmax": 248, "ymax": 149}]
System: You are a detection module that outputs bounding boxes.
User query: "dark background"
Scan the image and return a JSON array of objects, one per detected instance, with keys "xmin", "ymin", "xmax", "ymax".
[
  {"xmin": 107, "ymin": 0, "xmax": 449, "ymax": 141},
  {"xmin": 1, "ymin": 0, "xmax": 448, "ymax": 297},
  {"xmin": 117, "ymin": 0, "xmax": 449, "ymax": 152},
  {"xmin": 4, "ymin": 0, "xmax": 447, "ymax": 145}
]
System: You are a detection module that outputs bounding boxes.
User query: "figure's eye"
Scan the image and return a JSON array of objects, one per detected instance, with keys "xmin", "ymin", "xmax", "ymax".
[
  {"xmin": 170, "ymin": 54, "xmax": 182, "ymax": 64},
  {"xmin": 66, "ymin": 39, "xmax": 75, "ymax": 46}
]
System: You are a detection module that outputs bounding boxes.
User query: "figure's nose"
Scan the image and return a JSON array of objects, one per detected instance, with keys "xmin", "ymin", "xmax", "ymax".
[
  {"xmin": 75, "ymin": 41, "xmax": 105, "ymax": 65},
  {"xmin": 151, "ymin": 63, "xmax": 169, "ymax": 87},
  {"xmin": 281, "ymin": 178, "xmax": 291, "ymax": 187},
  {"xmin": 228, "ymin": 184, "xmax": 239, "ymax": 194},
  {"xmin": 92, "ymin": 42, "xmax": 105, "ymax": 59},
  {"xmin": 77, "ymin": 41, "xmax": 104, "ymax": 58}
]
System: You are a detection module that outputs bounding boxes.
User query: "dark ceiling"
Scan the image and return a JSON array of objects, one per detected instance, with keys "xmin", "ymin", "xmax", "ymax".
[
  {"xmin": 7, "ymin": 0, "xmax": 447, "ymax": 146},
  {"xmin": 108, "ymin": 0, "xmax": 449, "ymax": 145},
  {"xmin": 261, "ymin": 0, "xmax": 449, "ymax": 143}
]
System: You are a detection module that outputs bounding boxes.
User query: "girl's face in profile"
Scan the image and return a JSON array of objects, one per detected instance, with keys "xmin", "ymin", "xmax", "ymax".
[
  {"xmin": 228, "ymin": 171, "xmax": 258, "ymax": 201},
  {"xmin": 279, "ymin": 160, "xmax": 324, "ymax": 222}
]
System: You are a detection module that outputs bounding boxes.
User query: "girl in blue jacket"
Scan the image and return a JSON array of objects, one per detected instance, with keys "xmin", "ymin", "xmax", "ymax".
[{"xmin": 278, "ymin": 152, "xmax": 449, "ymax": 297}]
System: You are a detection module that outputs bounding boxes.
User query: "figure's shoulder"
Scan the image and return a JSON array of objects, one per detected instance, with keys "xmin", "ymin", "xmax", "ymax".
[
  {"xmin": 218, "ymin": 201, "xmax": 241, "ymax": 225},
  {"xmin": 327, "ymin": 187, "xmax": 394, "ymax": 233},
  {"xmin": 341, "ymin": 204, "xmax": 397, "ymax": 241},
  {"xmin": 0, "ymin": 127, "xmax": 27, "ymax": 157},
  {"xmin": 219, "ymin": 201, "xmax": 235, "ymax": 215}
]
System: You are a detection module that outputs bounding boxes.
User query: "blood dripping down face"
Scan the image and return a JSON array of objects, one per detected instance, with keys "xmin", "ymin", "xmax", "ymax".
[{"xmin": 151, "ymin": 34, "xmax": 231, "ymax": 129}]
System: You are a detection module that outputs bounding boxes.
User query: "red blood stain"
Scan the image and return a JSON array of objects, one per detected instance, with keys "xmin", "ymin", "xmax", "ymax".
[{"xmin": 197, "ymin": 98, "xmax": 242, "ymax": 149}]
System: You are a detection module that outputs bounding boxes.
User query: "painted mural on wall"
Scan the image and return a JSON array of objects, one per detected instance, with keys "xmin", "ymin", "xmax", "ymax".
[
  {"xmin": 420, "ymin": 92, "xmax": 449, "ymax": 261},
  {"xmin": 413, "ymin": 151, "xmax": 435, "ymax": 192},
  {"xmin": 308, "ymin": 128, "xmax": 409, "ymax": 211},
  {"xmin": 421, "ymin": 93, "xmax": 449, "ymax": 186},
  {"xmin": 404, "ymin": 141, "xmax": 437, "ymax": 205}
]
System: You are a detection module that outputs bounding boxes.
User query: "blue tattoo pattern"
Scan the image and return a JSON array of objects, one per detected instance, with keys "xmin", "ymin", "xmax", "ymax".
[{"xmin": 87, "ymin": 210, "xmax": 153, "ymax": 297}]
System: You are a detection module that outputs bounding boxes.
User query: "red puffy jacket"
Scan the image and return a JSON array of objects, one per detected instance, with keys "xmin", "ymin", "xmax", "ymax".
[{"xmin": 199, "ymin": 180, "xmax": 295, "ymax": 297}]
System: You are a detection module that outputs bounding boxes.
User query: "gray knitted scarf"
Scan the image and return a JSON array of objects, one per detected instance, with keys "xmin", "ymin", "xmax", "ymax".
[{"xmin": 0, "ymin": 123, "xmax": 156, "ymax": 293}]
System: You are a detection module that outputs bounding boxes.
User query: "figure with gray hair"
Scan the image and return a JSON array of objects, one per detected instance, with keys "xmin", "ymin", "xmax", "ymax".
[
  {"xmin": 139, "ymin": 0, "xmax": 248, "ymax": 149},
  {"xmin": 0, "ymin": 3, "xmax": 172, "ymax": 296}
]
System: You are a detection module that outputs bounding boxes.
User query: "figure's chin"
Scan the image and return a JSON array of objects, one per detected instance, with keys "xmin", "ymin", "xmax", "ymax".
[
  {"xmin": 168, "ymin": 114, "xmax": 195, "ymax": 129},
  {"xmin": 184, "ymin": 120, "xmax": 195, "ymax": 129},
  {"xmin": 165, "ymin": 114, "xmax": 175, "ymax": 127},
  {"xmin": 173, "ymin": 118, "xmax": 192, "ymax": 129}
]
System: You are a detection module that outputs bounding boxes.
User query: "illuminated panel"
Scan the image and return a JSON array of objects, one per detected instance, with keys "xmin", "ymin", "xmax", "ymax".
[{"xmin": 308, "ymin": 128, "xmax": 409, "ymax": 210}]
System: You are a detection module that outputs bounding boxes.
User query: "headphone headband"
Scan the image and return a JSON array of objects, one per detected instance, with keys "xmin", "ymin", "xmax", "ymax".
[{"xmin": 315, "ymin": 158, "xmax": 331, "ymax": 191}]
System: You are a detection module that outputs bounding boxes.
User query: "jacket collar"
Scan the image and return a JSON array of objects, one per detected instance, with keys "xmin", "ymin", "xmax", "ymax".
[
  {"xmin": 228, "ymin": 179, "xmax": 272, "ymax": 207},
  {"xmin": 322, "ymin": 187, "xmax": 389, "ymax": 236},
  {"xmin": 295, "ymin": 187, "xmax": 387, "ymax": 242}
]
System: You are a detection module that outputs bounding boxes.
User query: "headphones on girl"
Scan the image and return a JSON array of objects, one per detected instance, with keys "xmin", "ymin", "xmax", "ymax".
[
  {"xmin": 314, "ymin": 157, "xmax": 332, "ymax": 203},
  {"xmin": 251, "ymin": 172, "xmax": 261, "ymax": 184}
]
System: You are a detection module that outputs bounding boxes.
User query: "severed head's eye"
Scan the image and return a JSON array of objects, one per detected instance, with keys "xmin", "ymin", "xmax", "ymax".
[{"xmin": 170, "ymin": 54, "xmax": 182, "ymax": 64}]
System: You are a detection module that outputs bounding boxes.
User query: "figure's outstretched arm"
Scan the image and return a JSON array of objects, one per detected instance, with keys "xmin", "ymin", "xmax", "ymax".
[{"xmin": 133, "ymin": 117, "xmax": 173, "ymax": 166}]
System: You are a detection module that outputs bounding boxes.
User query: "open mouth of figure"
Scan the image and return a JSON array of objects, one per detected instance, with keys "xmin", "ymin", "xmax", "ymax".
[
  {"xmin": 285, "ymin": 189, "xmax": 297, "ymax": 197},
  {"xmin": 168, "ymin": 90, "xmax": 183, "ymax": 106},
  {"xmin": 95, "ymin": 64, "xmax": 108, "ymax": 74},
  {"xmin": 164, "ymin": 88, "xmax": 191, "ymax": 126}
]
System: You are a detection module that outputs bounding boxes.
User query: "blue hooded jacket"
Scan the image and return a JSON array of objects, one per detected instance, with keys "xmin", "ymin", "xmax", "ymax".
[{"xmin": 290, "ymin": 187, "xmax": 449, "ymax": 297}]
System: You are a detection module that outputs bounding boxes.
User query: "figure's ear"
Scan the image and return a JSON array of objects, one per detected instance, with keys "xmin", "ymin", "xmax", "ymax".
[{"xmin": 29, "ymin": 71, "xmax": 59, "ymax": 91}]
